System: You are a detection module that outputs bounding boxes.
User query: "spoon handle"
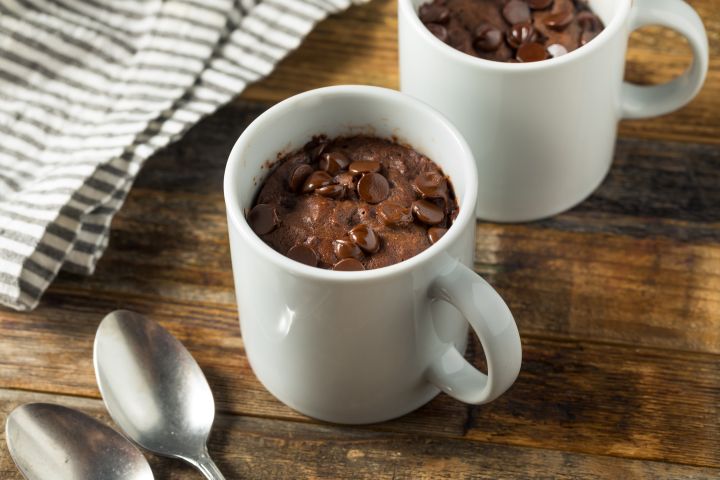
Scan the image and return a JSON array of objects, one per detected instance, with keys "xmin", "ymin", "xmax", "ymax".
[{"xmin": 190, "ymin": 450, "xmax": 226, "ymax": 480}]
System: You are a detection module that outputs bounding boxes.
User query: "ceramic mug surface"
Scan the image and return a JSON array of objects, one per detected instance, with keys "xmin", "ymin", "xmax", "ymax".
[
  {"xmin": 224, "ymin": 86, "xmax": 522, "ymax": 424},
  {"xmin": 399, "ymin": 0, "xmax": 709, "ymax": 222}
]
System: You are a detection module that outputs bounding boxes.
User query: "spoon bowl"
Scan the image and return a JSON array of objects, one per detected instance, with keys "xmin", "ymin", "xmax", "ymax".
[
  {"xmin": 94, "ymin": 310, "xmax": 225, "ymax": 479},
  {"xmin": 5, "ymin": 403, "xmax": 154, "ymax": 480}
]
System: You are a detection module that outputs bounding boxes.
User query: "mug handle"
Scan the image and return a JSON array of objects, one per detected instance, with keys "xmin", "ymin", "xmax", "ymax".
[
  {"xmin": 620, "ymin": 0, "xmax": 709, "ymax": 119},
  {"xmin": 426, "ymin": 262, "xmax": 522, "ymax": 404}
]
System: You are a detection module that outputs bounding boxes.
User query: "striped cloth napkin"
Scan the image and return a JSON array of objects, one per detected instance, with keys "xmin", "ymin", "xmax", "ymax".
[{"xmin": 0, "ymin": 0, "xmax": 363, "ymax": 311}]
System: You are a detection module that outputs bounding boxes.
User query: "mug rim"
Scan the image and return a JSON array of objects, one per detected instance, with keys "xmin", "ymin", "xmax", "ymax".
[
  {"xmin": 224, "ymin": 85, "xmax": 478, "ymax": 282},
  {"xmin": 399, "ymin": 0, "xmax": 631, "ymax": 71}
]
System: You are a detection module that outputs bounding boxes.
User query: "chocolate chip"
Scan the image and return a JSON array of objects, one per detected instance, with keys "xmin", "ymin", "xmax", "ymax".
[
  {"xmin": 316, "ymin": 184, "xmax": 346, "ymax": 199},
  {"xmin": 580, "ymin": 29, "xmax": 599, "ymax": 45},
  {"xmin": 473, "ymin": 23, "xmax": 503, "ymax": 52},
  {"xmin": 333, "ymin": 239, "xmax": 363, "ymax": 260},
  {"xmin": 502, "ymin": 0, "xmax": 531, "ymax": 25},
  {"xmin": 528, "ymin": 0, "xmax": 553, "ymax": 9},
  {"xmin": 547, "ymin": 43, "xmax": 568, "ymax": 57},
  {"xmin": 426, "ymin": 23, "xmax": 449, "ymax": 43},
  {"xmin": 412, "ymin": 171, "xmax": 448, "ymax": 200},
  {"xmin": 333, "ymin": 258, "xmax": 365, "ymax": 271},
  {"xmin": 428, "ymin": 227, "xmax": 448, "ymax": 244},
  {"xmin": 287, "ymin": 244, "xmax": 317, "ymax": 267},
  {"xmin": 287, "ymin": 164, "xmax": 313, "ymax": 192},
  {"xmin": 308, "ymin": 138, "xmax": 329, "ymax": 159},
  {"xmin": 357, "ymin": 172, "xmax": 390, "ymax": 204},
  {"xmin": 319, "ymin": 151, "xmax": 350, "ymax": 175},
  {"xmin": 301, "ymin": 170, "xmax": 333, "ymax": 193},
  {"xmin": 516, "ymin": 42, "xmax": 549, "ymax": 62},
  {"xmin": 543, "ymin": 10, "xmax": 574, "ymax": 30},
  {"xmin": 412, "ymin": 200, "xmax": 445, "ymax": 225},
  {"xmin": 349, "ymin": 224, "xmax": 380, "ymax": 253},
  {"xmin": 247, "ymin": 204, "xmax": 279, "ymax": 235},
  {"xmin": 419, "ymin": 3, "xmax": 450, "ymax": 23},
  {"xmin": 349, "ymin": 160, "xmax": 381, "ymax": 174},
  {"xmin": 506, "ymin": 21, "xmax": 536, "ymax": 49},
  {"xmin": 576, "ymin": 11, "xmax": 602, "ymax": 31},
  {"xmin": 377, "ymin": 202, "xmax": 413, "ymax": 227}
]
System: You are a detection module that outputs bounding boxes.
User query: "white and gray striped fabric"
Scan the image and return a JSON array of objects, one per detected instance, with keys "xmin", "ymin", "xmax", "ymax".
[{"xmin": 0, "ymin": 0, "xmax": 365, "ymax": 311}]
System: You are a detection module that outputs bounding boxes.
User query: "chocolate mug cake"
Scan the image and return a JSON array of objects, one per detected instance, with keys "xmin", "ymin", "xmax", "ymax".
[
  {"xmin": 418, "ymin": 0, "xmax": 605, "ymax": 62},
  {"xmin": 247, "ymin": 135, "xmax": 459, "ymax": 271}
]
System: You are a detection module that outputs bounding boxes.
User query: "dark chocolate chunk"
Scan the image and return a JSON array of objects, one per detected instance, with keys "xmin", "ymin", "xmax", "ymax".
[
  {"xmin": 287, "ymin": 244, "xmax": 318, "ymax": 267},
  {"xmin": 502, "ymin": 0, "xmax": 531, "ymax": 24},
  {"xmin": 473, "ymin": 23, "xmax": 503, "ymax": 52},
  {"xmin": 580, "ymin": 29, "xmax": 599, "ymax": 45},
  {"xmin": 506, "ymin": 21, "xmax": 536, "ymax": 48},
  {"xmin": 333, "ymin": 258, "xmax": 365, "ymax": 271},
  {"xmin": 428, "ymin": 227, "xmax": 448, "ymax": 244},
  {"xmin": 333, "ymin": 239, "xmax": 363, "ymax": 260},
  {"xmin": 419, "ymin": 3, "xmax": 450, "ymax": 23},
  {"xmin": 516, "ymin": 42, "xmax": 549, "ymax": 62},
  {"xmin": 316, "ymin": 184, "xmax": 346, "ymax": 199},
  {"xmin": 319, "ymin": 151, "xmax": 350, "ymax": 175},
  {"xmin": 287, "ymin": 164, "xmax": 313, "ymax": 193},
  {"xmin": 308, "ymin": 138, "xmax": 329, "ymax": 159},
  {"xmin": 357, "ymin": 172, "xmax": 390, "ymax": 204},
  {"xmin": 301, "ymin": 170, "xmax": 333, "ymax": 193},
  {"xmin": 412, "ymin": 171, "xmax": 449, "ymax": 200},
  {"xmin": 349, "ymin": 224, "xmax": 381, "ymax": 253},
  {"xmin": 543, "ymin": 10, "xmax": 574, "ymax": 30},
  {"xmin": 349, "ymin": 160, "xmax": 382, "ymax": 174},
  {"xmin": 412, "ymin": 200, "xmax": 445, "ymax": 225},
  {"xmin": 247, "ymin": 204, "xmax": 279, "ymax": 235},
  {"xmin": 426, "ymin": 23, "xmax": 449, "ymax": 42},
  {"xmin": 528, "ymin": 0, "xmax": 553, "ymax": 9},
  {"xmin": 377, "ymin": 202, "xmax": 414, "ymax": 227}
]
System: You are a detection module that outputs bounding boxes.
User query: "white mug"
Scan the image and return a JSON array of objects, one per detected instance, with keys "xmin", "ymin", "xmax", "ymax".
[
  {"xmin": 224, "ymin": 86, "xmax": 522, "ymax": 424},
  {"xmin": 399, "ymin": 0, "xmax": 709, "ymax": 222}
]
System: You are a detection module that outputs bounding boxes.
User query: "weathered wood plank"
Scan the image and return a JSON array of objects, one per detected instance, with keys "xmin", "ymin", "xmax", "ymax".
[
  {"xmin": 476, "ymin": 224, "xmax": 720, "ymax": 354},
  {"xmin": 1, "ymin": 389, "xmax": 718, "ymax": 479},
  {"xmin": 239, "ymin": 0, "xmax": 720, "ymax": 145},
  {"xmin": 1, "ymin": 294, "xmax": 718, "ymax": 467}
]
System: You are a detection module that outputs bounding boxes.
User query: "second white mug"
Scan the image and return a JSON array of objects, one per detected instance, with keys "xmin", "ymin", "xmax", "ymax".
[{"xmin": 399, "ymin": 0, "xmax": 709, "ymax": 222}]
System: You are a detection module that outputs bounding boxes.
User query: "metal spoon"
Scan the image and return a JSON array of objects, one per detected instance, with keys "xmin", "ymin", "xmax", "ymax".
[
  {"xmin": 5, "ymin": 403, "xmax": 154, "ymax": 480},
  {"xmin": 93, "ymin": 310, "xmax": 225, "ymax": 480}
]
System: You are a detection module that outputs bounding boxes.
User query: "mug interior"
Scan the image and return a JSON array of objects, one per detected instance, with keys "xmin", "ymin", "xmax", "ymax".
[{"xmin": 224, "ymin": 86, "xmax": 477, "ymax": 277}]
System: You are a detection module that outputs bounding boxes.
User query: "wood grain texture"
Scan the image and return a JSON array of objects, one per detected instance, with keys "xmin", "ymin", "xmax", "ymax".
[
  {"xmin": 1, "ymin": 296, "xmax": 718, "ymax": 467},
  {"xmin": 239, "ymin": 0, "xmax": 720, "ymax": 144},
  {"xmin": 2, "ymin": 389, "xmax": 718, "ymax": 480}
]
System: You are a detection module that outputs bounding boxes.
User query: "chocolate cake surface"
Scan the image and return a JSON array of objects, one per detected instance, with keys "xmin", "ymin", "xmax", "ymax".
[{"xmin": 248, "ymin": 136, "xmax": 459, "ymax": 271}]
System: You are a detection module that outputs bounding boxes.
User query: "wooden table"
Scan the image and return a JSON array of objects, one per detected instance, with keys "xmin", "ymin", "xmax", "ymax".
[{"xmin": 1, "ymin": 0, "xmax": 719, "ymax": 478}]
